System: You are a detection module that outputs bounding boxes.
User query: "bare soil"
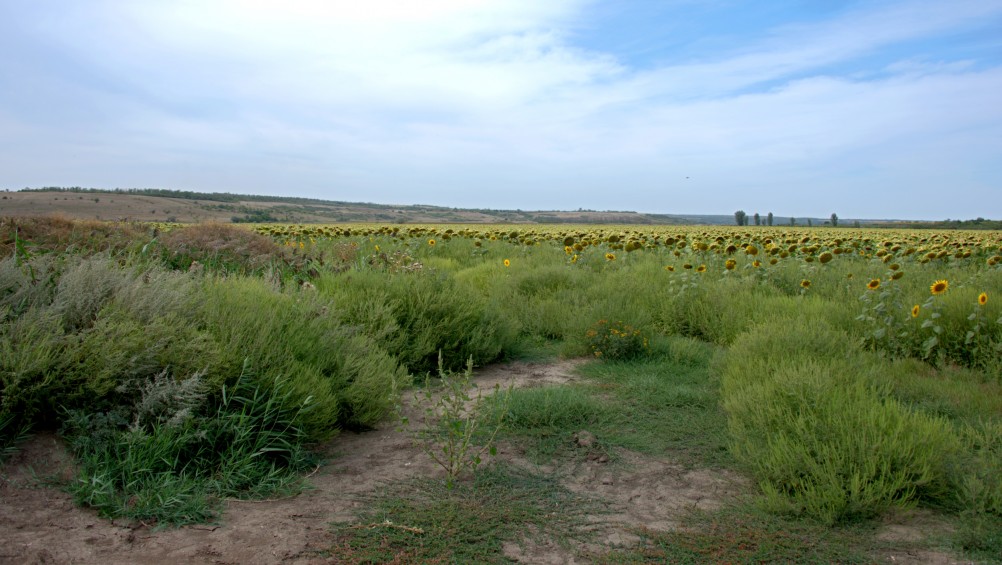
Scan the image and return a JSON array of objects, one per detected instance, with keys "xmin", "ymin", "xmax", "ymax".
[{"xmin": 0, "ymin": 360, "xmax": 971, "ymax": 564}]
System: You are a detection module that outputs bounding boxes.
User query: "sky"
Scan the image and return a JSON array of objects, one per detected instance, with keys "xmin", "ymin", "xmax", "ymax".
[{"xmin": 1, "ymin": 1, "xmax": 1001, "ymax": 220}]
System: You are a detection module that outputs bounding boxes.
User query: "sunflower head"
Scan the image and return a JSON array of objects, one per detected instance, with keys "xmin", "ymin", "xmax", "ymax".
[
  {"xmin": 696, "ymin": 264, "xmax": 707, "ymax": 273},
  {"xmin": 911, "ymin": 305, "xmax": 920, "ymax": 318},
  {"xmin": 725, "ymin": 259, "xmax": 737, "ymax": 270},
  {"xmin": 605, "ymin": 253, "xmax": 616, "ymax": 261},
  {"xmin": 819, "ymin": 252, "xmax": 834, "ymax": 264},
  {"xmin": 752, "ymin": 260, "xmax": 761, "ymax": 268},
  {"xmin": 428, "ymin": 239, "xmax": 436, "ymax": 246},
  {"xmin": 979, "ymin": 292, "xmax": 988, "ymax": 306},
  {"xmin": 867, "ymin": 279, "xmax": 881, "ymax": 290},
  {"xmin": 891, "ymin": 271, "xmax": 904, "ymax": 280},
  {"xmin": 801, "ymin": 279, "xmax": 811, "ymax": 289},
  {"xmin": 503, "ymin": 259, "xmax": 511, "ymax": 267},
  {"xmin": 931, "ymin": 279, "xmax": 948, "ymax": 295}
]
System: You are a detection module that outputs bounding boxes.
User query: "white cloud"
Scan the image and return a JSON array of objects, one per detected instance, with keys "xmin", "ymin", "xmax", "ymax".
[{"xmin": 2, "ymin": 0, "xmax": 1001, "ymax": 218}]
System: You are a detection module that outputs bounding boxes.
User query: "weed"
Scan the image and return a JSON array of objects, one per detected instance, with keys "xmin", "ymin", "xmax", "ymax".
[{"xmin": 408, "ymin": 355, "xmax": 511, "ymax": 488}]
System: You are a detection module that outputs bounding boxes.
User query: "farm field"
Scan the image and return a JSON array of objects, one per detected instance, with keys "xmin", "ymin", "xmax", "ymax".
[{"xmin": 2, "ymin": 216, "xmax": 1001, "ymax": 563}]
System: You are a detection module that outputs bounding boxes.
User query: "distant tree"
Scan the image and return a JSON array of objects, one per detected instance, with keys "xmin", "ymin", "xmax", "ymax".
[
  {"xmin": 790, "ymin": 217, "xmax": 796, "ymax": 226},
  {"xmin": 734, "ymin": 210, "xmax": 747, "ymax": 226},
  {"xmin": 767, "ymin": 212, "xmax": 774, "ymax": 226},
  {"xmin": 807, "ymin": 218, "xmax": 813, "ymax": 227},
  {"xmin": 853, "ymin": 220, "xmax": 861, "ymax": 228},
  {"xmin": 753, "ymin": 212, "xmax": 761, "ymax": 226},
  {"xmin": 830, "ymin": 212, "xmax": 839, "ymax": 227}
]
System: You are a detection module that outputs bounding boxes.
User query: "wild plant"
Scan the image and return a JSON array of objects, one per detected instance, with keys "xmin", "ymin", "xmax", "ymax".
[{"xmin": 406, "ymin": 355, "xmax": 511, "ymax": 488}]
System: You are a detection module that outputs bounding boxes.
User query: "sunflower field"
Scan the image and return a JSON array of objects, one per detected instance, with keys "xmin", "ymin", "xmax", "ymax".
[{"xmin": 2, "ymin": 216, "xmax": 1001, "ymax": 532}]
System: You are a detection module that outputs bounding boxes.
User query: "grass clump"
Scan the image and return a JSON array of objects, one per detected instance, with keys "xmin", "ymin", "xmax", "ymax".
[
  {"xmin": 62, "ymin": 366, "xmax": 318, "ymax": 527},
  {"xmin": 325, "ymin": 464, "xmax": 601, "ymax": 564}
]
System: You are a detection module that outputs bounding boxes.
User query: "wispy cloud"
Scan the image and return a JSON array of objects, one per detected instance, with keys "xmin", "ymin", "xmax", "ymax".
[{"xmin": 1, "ymin": 0, "xmax": 1000, "ymax": 218}]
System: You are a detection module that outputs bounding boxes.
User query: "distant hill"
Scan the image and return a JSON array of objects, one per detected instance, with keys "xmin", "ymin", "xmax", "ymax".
[
  {"xmin": 1, "ymin": 187, "xmax": 711, "ymax": 225},
  {"xmin": 0, "ymin": 187, "xmax": 974, "ymax": 227}
]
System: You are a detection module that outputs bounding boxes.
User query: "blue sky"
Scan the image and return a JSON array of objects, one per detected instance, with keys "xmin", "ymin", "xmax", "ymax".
[{"xmin": 1, "ymin": 0, "xmax": 1001, "ymax": 220}]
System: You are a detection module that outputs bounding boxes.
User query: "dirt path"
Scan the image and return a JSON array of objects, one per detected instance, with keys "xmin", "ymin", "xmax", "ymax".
[{"xmin": 0, "ymin": 359, "xmax": 966, "ymax": 564}]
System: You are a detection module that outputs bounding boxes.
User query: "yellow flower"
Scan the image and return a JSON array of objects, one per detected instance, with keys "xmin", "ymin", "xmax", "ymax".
[
  {"xmin": 867, "ymin": 279, "xmax": 880, "ymax": 290},
  {"xmin": 911, "ymin": 304, "xmax": 920, "ymax": 318},
  {"xmin": 605, "ymin": 253, "xmax": 616, "ymax": 261},
  {"xmin": 374, "ymin": 245, "xmax": 380, "ymax": 252},
  {"xmin": 428, "ymin": 239, "xmax": 436, "ymax": 246},
  {"xmin": 752, "ymin": 260, "xmax": 761, "ymax": 268},
  {"xmin": 979, "ymin": 292, "xmax": 988, "ymax": 306},
  {"xmin": 931, "ymin": 279, "xmax": 948, "ymax": 295},
  {"xmin": 664, "ymin": 265, "xmax": 675, "ymax": 272},
  {"xmin": 724, "ymin": 259, "xmax": 737, "ymax": 270},
  {"xmin": 801, "ymin": 279, "xmax": 811, "ymax": 289},
  {"xmin": 503, "ymin": 259, "xmax": 511, "ymax": 267},
  {"xmin": 696, "ymin": 264, "xmax": 707, "ymax": 273}
]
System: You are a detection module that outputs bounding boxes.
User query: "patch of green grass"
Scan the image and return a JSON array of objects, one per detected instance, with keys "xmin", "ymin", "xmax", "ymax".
[
  {"xmin": 324, "ymin": 464, "xmax": 603, "ymax": 564},
  {"xmin": 596, "ymin": 504, "xmax": 880, "ymax": 564},
  {"xmin": 954, "ymin": 511, "xmax": 1002, "ymax": 563},
  {"xmin": 492, "ymin": 337, "xmax": 731, "ymax": 468}
]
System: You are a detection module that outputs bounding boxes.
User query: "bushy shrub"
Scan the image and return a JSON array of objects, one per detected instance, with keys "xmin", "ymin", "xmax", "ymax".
[
  {"xmin": 317, "ymin": 269, "xmax": 518, "ymax": 373},
  {"xmin": 584, "ymin": 319, "xmax": 649, "ymax": 360},
  {"xmin": 158, "ymin": 223, "xmax": 299, "ymax": 275},
  {"xmin": 200, "ymin": 276, "xmax": 409, "ymax": 439},
  {"xmin": 721, "ymin": 318, "xmax": 965, "ymax": 523}
]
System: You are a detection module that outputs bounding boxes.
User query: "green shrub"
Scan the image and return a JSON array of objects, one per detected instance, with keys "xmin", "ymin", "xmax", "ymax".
[
  {"xmin": 721, "ymin": 318, "xmax": 965, "ymax": 523},
  {"xmin": 317, "ymin": 269, "xmax": 518, "ymax": 373},
  {"xmin": 201, "ymin": 277, "xmax": 409, "ymax": 439},
  {"xmin": 584, "ymin": 319, "xmax": 649, "ymax": 360}
]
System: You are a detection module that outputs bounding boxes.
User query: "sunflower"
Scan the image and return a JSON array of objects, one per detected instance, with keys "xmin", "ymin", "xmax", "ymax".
[
  {"xmin": 752, "ymin": 260, "xmax": 761, "ymax": 268},
  {"xmin": 745, "ymin": 245, "xmax": 759, "ymax": 256},
  {"xmin": 979, "ymin": 292, "xmax": 988, "ymax": 306},
  {"xmin": 428, "ymin": 239, "xmax": 436, "ymax": 246},
  {"xmin": 931, "ymin": 279, "xmax": 948, "ymax": 295},
  {"xmin": 891, "ymin": 271, "xmax": 904, "ymax": 280},
  {"xmin": 911, "ymin": 305, "xmax": 920, "ymax": 318},
  {"xmin": 664, "ymin": 265, "xmax": 675, "ymax": 272},
  {"xmin": 605, "ymin": 253, "xmax": 616, "ymax": 261},
  {"xmin": 866, "ymin": 278, "xmax": 880, "ymax": 290},
  {"xmin": 503, "ymin": 259, "xmax": 511, "ymax": 267},
  {"xmin": 819, "ymin": 252, "xmax": 833, "ymax": 264},
  {"xmin": 725, "ymin": 259, "xmax": 737, "ymax": 270},
  {"xmin": 801, "ymin": 279, "xmax": 811, "ymax": 289},
  {"xmin": 696, "ymin": 264, "xmax": 707, "ymax": 273}
]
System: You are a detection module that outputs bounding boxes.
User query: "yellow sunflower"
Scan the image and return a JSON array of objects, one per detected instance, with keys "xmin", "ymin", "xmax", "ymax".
[
  {"xmin": 930, "ymin": 279, "xmax": 948, "ymax": 295},
  {"xmin": 979, "ymin": 292, "xmax": 988, "ymax": 306},
  {"xmin": 911, "ymin": 304, "xmax": 920, "ymax": 318},
  {"xmin": 867, "ymin": 279, "xmax": 881, "ymax": 290},
  {"xmin": 428, "ymin": 239, "xmax": 436, "ymax": 246},
  {"xmin": 801, "ymin": 279, "xmax": 811, "ymax": 289},
  {"xmin": 605, "ymin": 253, "xmax": 616, "ymax": 261},
  {"xmin": 696, "ymin": 264, "xmax": 707, "ymax": 273},
  {"xmin": 503, "ymin": 259, "xmax": 511, "ymax": 267}
]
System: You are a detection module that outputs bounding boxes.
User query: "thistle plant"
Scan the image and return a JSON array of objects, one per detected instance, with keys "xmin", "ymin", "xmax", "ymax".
[{"xmin": 407, "ymin": 354, "xmax": 511, "ymax": 488}]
